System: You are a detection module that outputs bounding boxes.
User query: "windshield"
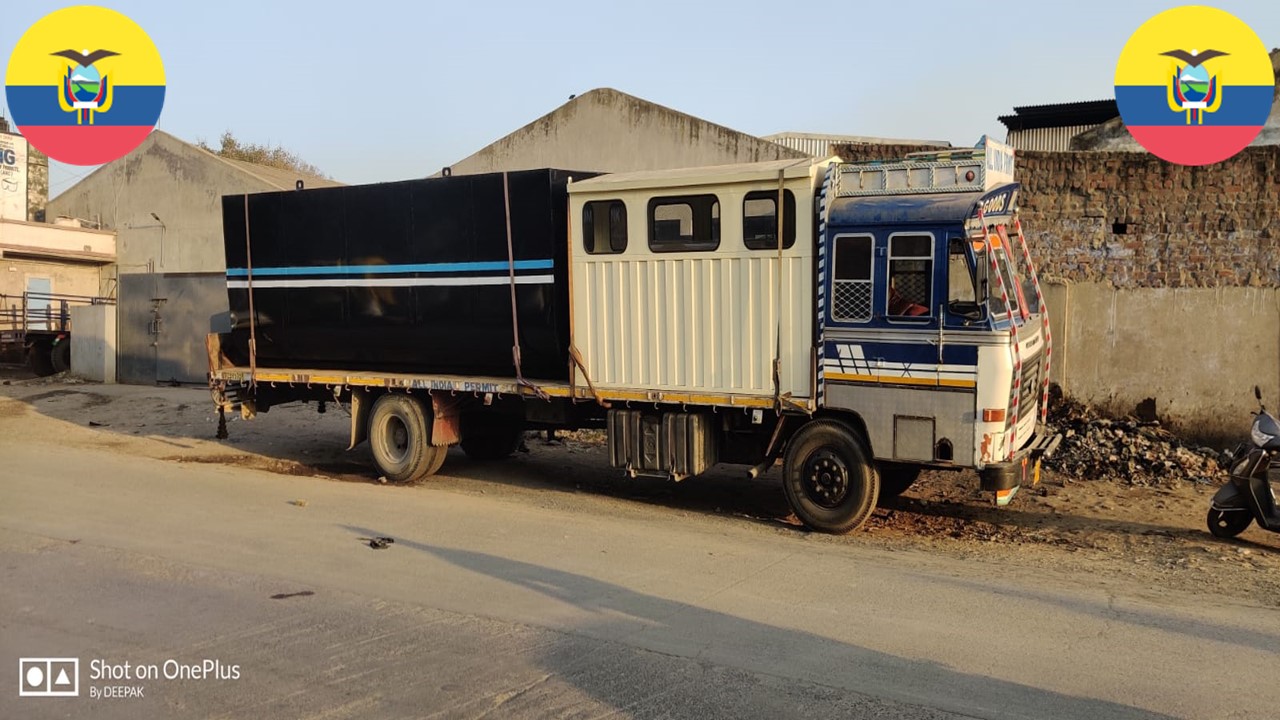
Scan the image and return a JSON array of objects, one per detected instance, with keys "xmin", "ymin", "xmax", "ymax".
[{"xmin": 974, "ymin": 229, "xmax": 1021, "ymax": 319}]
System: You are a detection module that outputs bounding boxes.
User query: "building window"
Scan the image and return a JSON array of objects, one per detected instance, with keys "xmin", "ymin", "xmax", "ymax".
[
  {"xmin": 831, "ymin": 234, "xmax": 873, "ymax": 322},
  {"xmin": 583, "ymin": 200, "xmax": 627, "ymax": 254},
  {"xmin": 743, "ymin": 190, "xmax": 796, "ymax": 250},
  {"xmin": 648, "ymin": 195, "xmax": 720, "ymax": 252},
  {"xmin": 888, "ymin": 233, "xmax": 933, "ymax": 318}
]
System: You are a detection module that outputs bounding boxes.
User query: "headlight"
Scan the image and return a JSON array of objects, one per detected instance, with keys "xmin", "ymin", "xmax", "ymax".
[{"xmin": 1251, "ymin": 423, "xmax": 1276, "ymax": 447}]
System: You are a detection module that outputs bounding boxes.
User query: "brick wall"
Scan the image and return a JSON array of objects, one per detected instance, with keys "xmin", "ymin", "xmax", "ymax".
[
  {"xmin": 834, "ymin": 142, "xmax": 1280, "ymax": 288},
  {"xmin": 830, "ymin": 142, "xmax": 949, "ymax": 163},
  {"xmin": 1016, "ymin": 147, "xmax": 1280, "ymax": 288}
]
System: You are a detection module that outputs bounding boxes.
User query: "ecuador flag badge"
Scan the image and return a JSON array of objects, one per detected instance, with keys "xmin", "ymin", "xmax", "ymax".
[
  {"xmin": 1115, "ymin": 6, "xmax": 1273, "ymax": 166},
  {"xmin": 5, "ymin": 6, "xmax": 165, "ymax": 166}
]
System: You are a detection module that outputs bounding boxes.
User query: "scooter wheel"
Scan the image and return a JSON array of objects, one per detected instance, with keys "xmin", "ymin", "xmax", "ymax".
[{"xmin": 1206, "ymin": 508, "xmax": 1252, "ymax": 539}]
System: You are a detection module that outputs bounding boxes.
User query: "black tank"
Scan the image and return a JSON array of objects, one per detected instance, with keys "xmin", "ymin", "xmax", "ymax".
[{"xmin": 220, "ymin": 169, "xmax": 594, "ymax": 380}]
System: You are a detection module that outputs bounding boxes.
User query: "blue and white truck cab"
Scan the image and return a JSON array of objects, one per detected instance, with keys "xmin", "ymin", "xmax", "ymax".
[{"xmin": 817, "ymin": 137, "xmax": 1055, "ymax": 507}]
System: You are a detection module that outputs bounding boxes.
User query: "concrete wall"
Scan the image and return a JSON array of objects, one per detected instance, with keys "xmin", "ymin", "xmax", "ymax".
[
  {"xmin": 445, "ymin": 88, "xmax": 806, "ymax": 175},
  {"xmin": 69, "ymin": 304, "xmax": 116, "ymax": 383},
  {"xmin": 1042, "ymin": 282, "xmax": 1278, "ymax": 444},
  {"xmin": 0, "ymin": 217, "xmax": 115, "ymax": 258}
]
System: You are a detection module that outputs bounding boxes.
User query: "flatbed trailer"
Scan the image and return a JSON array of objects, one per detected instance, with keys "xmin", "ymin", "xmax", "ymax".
[
  {"xmin": 0, "ymin": 291, "xmax": 113, "ymax": 375},
  {"xmin": 209, "ymin": 140, "xmax": 1059, "ymax": 534}
]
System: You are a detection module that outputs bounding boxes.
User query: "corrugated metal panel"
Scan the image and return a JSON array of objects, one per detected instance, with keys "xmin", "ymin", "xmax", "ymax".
[
  {"xmin": 571, "ymin": 180, "xmax": 815, "ymax": 400},
  {"xmin": 1005, "ymin": 125, "xmax": 1100, "ymax": 152},
  {"xmin": 771, "ymin": 136, "xmax": 836, "ymax": 157}
]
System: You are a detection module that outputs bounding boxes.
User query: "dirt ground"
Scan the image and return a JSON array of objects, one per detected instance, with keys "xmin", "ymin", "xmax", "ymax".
[{"xmin": 2, "ymin": 365, "xmax": 1277, "ymax": 608}]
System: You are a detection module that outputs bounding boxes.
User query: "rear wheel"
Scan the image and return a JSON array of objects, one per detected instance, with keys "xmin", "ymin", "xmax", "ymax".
[
  {"xmin": 1206, "ymin": 508, "xmax": 1252, "ymax": 539},
  {"xmin": 27, "ymin": 342, "xmax": 55, "ymax": 376},
  {"xmin": 51, "ymin": 339, "xmax": 71, "ymax": 374},
  {"xmin": 368, "ymin": 394, "xmax": 447, "ymax": 482},
  {"xmin": 877, "ymin": 464, "xmax": 921, "ymax": 499},
  {"xmin": 783, "ymin": 420, "xmax": 879, "ymax": 533}
]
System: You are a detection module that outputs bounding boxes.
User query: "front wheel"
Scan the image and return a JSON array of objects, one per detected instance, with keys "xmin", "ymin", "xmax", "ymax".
[
  {"xmin": 783, "ymin": 420, "xmax": 879, "ymax": 533},
  {"xmin": 1206, "ymin": 508, "xmax": 1252, "ymax": 538}
]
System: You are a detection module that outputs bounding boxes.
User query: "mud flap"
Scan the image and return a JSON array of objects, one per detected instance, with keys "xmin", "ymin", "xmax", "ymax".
[{"xmin": 348, "ymin": 389, "xmax": 369, "ymax": 450}]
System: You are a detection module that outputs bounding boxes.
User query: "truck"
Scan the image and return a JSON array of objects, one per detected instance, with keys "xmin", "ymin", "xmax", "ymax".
[
  {"xmin": 0, "ymin": 290, "xmax": 114, "ymax": 375},
  {"xmin": 207, "ymin": 137, "xmax": 1057, "ymax": 533}
]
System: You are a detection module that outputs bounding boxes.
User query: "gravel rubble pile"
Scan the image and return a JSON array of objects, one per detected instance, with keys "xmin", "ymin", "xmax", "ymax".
[{"xmin": 1043, "ymin": 385, "xmax": 1222, "ymax": 486}]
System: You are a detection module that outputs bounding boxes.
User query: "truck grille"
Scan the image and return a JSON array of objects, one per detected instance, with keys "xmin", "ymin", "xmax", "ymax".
[{"xmin": 1019, "ymin": 354, "xmax": 1041, "ymax": 422}]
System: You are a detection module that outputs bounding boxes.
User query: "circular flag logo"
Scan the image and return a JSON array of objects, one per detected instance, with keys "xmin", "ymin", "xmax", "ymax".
[
  {"xmin": 5, "ymin": 6, "xmax": 165, "ymax": 166},
  {"xmin": 1115, "ymin": 6, "xmax": 1273, "ymax": 166}
]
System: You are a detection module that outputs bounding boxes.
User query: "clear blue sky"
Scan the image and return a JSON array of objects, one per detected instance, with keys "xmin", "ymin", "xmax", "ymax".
[{"xmin": 3, "ymin": 0, "xmax": 1277, "ymax": 197}]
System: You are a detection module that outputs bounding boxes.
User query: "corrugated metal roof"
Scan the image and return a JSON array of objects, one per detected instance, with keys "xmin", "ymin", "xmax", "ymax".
[{"xmin": 998, "ymin": 100, "xmax": 1118, "ymax": 131}]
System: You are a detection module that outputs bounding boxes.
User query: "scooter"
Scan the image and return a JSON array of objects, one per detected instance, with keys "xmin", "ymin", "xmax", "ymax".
[{"xmin": 1207, "ymin": 386, "xmax": 1280, "ymax": 538}]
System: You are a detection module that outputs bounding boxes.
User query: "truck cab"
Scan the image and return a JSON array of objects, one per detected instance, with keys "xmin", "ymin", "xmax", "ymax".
[{"xmin": 818, "ymin": 137, "xmax": 1053, "ymax": 505}]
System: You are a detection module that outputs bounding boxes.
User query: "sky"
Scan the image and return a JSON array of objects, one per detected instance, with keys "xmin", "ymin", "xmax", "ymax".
[{"xmin": 3, "ymin": 0, "xmax": 1278, "ymax": 198}]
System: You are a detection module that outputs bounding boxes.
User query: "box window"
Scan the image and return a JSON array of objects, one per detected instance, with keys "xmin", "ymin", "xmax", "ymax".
[
  {"xmin": 648, "ymin": 195, "xmax": 720, "ymax": 252},
  {"xmin": 743, "ymin": 190, "xmax": 796, "ymax": 250},
  {"xmin": 583, "ymin": 200, "xmax": 627, "ymax": 254}
]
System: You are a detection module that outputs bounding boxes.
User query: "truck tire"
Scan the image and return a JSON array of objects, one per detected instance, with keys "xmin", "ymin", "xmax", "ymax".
[
  {"xmin": 27, "ymin": 342, "xmax": 55, "ymax": 377},
  {"xmin": 51, "ymin": 339, "xmax": 71, "ymax": 374},
  {"xmin": 460, "ymin": 414, "xmax": 523, "ymax": 461},
  {"xmin": 368, "ymin": 394, "xmax": 447, "ymax": 482},
  {"xmin": 877, "ymin": 464, "xmax": 921, "ymax": 499},
  {"xmin": 783, "ymin": 420, "xmax": 879, "ymax": 533}
]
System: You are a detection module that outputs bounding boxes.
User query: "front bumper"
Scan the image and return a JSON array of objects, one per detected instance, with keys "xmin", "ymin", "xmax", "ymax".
[{"xmin": 979, "ymin": 426, "xmax": 1062, "ymax": 493}]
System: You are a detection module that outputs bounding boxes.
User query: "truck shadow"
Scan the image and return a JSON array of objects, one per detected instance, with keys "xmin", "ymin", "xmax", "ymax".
[{"xmin": 341, "ymin": 526, "xmax": 1180, "ymax": 720}]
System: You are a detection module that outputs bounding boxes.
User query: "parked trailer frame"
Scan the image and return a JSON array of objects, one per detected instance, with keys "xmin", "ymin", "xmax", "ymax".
[{"xmin": 0, "ymin": 290, "xmax": 114, "ymax": 375}]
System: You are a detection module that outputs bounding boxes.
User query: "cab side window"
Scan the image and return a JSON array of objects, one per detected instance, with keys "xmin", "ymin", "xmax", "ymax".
[
  {"xmin": 831, "ymin": 234, "xmax": 873, "ymax": 322},
  {"xmin": 947, "ymin": 238, "xmax": 982, "ymax": 320},
  {"xmin": 887, "ymin": 234, "xmax": 933, "ymax": 318}
]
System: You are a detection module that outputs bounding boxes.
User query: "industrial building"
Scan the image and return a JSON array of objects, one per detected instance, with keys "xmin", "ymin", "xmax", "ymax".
[
  {"xmin": 441, "ymin": 88, "xmax": 807, "ymax": 175},
  {"xmin": 47, "ymin": 131, "xmax": 339, "ymax": 384}
]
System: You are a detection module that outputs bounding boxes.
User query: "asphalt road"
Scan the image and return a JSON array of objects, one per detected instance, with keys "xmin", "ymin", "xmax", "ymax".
[{"xmin": 2, "ymin": 440, "xmax": 1277, "ymax": 719}]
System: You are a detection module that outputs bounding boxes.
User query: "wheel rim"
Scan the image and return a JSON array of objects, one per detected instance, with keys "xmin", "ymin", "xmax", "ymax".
[
  {"xmin": 379, "ymin": 415, "xmax": 410, "ymax": 464},
  {"xmin": 803, "ymin": 449, "xmax": 850, "ymax": 509}
]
